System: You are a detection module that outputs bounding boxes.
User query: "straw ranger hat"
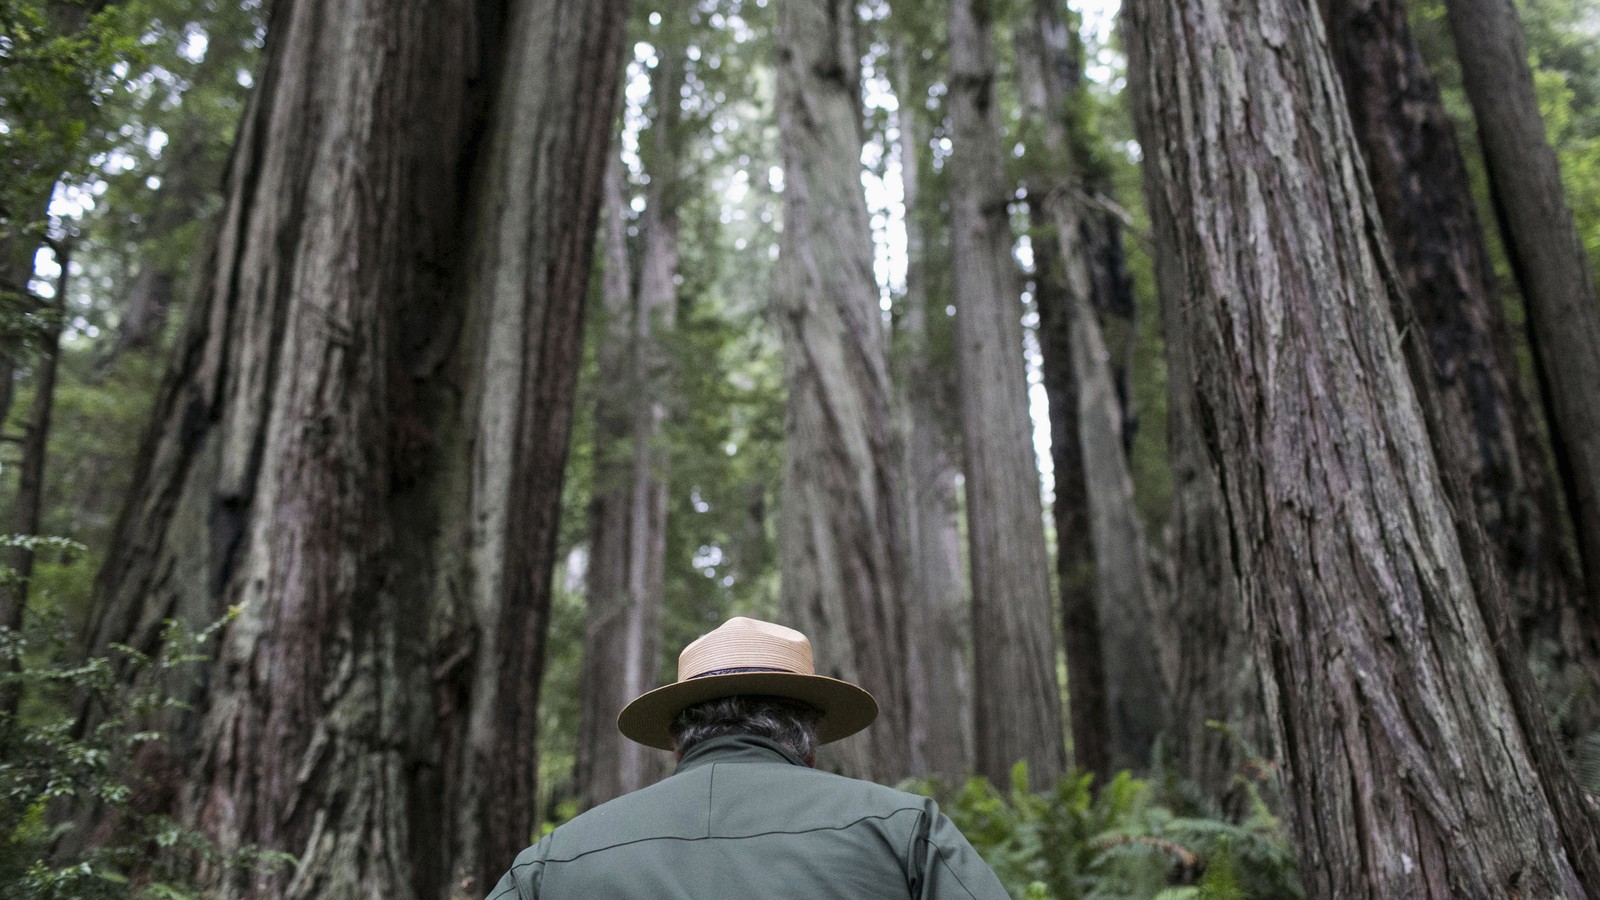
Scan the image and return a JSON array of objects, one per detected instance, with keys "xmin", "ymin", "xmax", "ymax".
[{"xmin": 617, "ymin": 616, "xmax": 879, "ymax": 751}]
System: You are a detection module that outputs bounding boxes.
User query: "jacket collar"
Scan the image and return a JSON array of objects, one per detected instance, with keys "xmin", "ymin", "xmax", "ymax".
[{"xmin": 673, "ymin": 734, "xmax": 809, "ymax": 774}]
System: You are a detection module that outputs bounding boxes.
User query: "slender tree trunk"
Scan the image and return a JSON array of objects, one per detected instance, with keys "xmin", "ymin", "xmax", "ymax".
[
  {"xmin": 82, "ymin": 0, "xmax": 628, "ymax": 896},
  {"xmin": 771, "ymin": 0, "xmax": 913, "ymax": 783},
  {"xmin": 578, "ymin": 165, "xmax": 642, "ymax": 811},
  {"xmin": 1027, "ymin": 223, "xmax": 1107, "ymax": 780},
  {"xmin": 894, "ymin": 43, "xmax": 971, "ymax": 780},
  {"xmin": 0, "ymin": 241, "xmax": 69, "ymax": 712},
  {"xmin": 1324, "ymin": 0, "xmax": 1600, "ymax": 736},
  {"xmin": 1014, "ymin": 0, "xmax": 1165, "ymax": 774},
  {"xmin": 948, "ymin": 0, "xmax": 1065, "ymax": 790},
  {"xmin": 109, "ymin": 267, "xmax": 174, "ymax": 358},
  {"xmin": 1125, "ymin": 0, "xmax": 1600, "ymax": 894},
  {"xmin": 577, "ymin": 42, "xmax": 686, "ymax": 807},
  {"xmin": 1445, "ymin": 0, "xmax": 1600, "ymax": 617}
]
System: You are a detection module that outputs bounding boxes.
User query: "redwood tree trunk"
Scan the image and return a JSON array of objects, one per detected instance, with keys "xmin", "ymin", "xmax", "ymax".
[
  {"xmin": 1444, "ymin": 0, "xmax": 1600, "ymax": 617},
  {"xmin": 82, "ymin": 0, "xmax": 628, "ymax": 896},
  {"xmin": 1125, "ymin": 0, "xmax": 1600, "ymax": 893},
  {"xmin": 948, "ymin": 0, "xmax": 1065, "ymax": 790},
  {"xmin": 1323, "ymin": 0, "xmax": 1599, "ymax": 734},
  {"xmin": 577, "ymin": 42, "xmax": 686, "ymax": 808},
  {"xmin": 894, "ymin": 41, "xmax": 971, "ymax": 780},
  {"xmin": 772, "ymin": 0, "xmax": 912, "ymax": 783},
  {"xmin": 1028, "ymin": 225, "xmax": 1108, "ymax": 780},
  {"xmin": 1015, "ymin": 0, "xmax": 1169, "ymax": 774},
  {"xmin": 432, "ymin": 0, "xmax": 627, "ymax": 891}
]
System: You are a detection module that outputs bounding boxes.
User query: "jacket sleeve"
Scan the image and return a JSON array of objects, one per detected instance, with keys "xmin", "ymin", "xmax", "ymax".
[
  {"xmin": 910, "ymin": 802, "xmax": 1013, "ymax": 900},
  {"xmin": 482, "ymin": 835, "xmax": 551, "ymax": 900}
]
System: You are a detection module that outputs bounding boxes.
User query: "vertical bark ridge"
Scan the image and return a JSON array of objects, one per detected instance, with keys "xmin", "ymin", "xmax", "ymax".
[{"xmin": 1015, "ymin": 0, "xmax": 1170, "ymax": 774}]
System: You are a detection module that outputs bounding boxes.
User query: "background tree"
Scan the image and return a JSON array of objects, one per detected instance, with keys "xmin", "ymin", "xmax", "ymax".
[
  {"xmin": 771, "ymin": 0, "xmax": 914, "ymax": 781},
  {"xmin": 889, "ymin": 15, "xmax": 972, "ymax": 780},
  {"xmin": 576, "ymin": 21, "xmax": 690, "ymax": 810},
  {"xmin": 1015, "ymin": 0, "xmax": 1170, "ymax": 775},
  {"xmin": 947, "ymin": 0, "xmax": 1065, "ymax": 790},
  {"xmin": 1125, "ymin": 0, "xmax": 1600, "ymax": 893},
  {"xmin": 1445, "ymin": 0, "xmax": 1600, "ymax": 616}
]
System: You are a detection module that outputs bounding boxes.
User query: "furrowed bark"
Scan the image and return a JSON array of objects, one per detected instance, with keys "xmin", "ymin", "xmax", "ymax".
[
  {"xmin": 948, "ymin": 0, "xmax": 1066, "ymax": 790},
  {"xmin": 772, "ymin": 0, "xmax": 913, "ymax": 782},
  {"xmin": 1124, "ymin": 0, "xmax": 1600, "ymax": 893},
  {"xmin": 1027, "ymin": 222, "xmax": 1107, "ymax": 780}
]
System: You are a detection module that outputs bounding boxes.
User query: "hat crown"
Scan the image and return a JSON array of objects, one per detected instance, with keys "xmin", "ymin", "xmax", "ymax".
[{"xmin": 676, "ymin": 616, "xmax": 815, "ymax": 682}]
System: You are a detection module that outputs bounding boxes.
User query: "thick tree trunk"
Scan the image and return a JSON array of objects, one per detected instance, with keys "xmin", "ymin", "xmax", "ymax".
[
  {"xmin": 431, "ymin": 0, "xmax": 627, "ymax": 892},
  {"xmin": 82, "ymin": 0, "xmax": 628, "ymax": 896},
  {"xmin": 894, "ymin": 45, "xmax": 971, "ymax": 780},
  {"xmin": 1125, "ymin": 0, "xmax": 1600, "ymax": 894},
  {"xmin": 772, "ymin": 0, "xmax": 913, "ymax": 783},
  {"xmin": 577, "ymin": 43, "xmax": 686, "ymax": 808},
  {"xmin": 1015, "ymin": 0, "xmax": 1170, "ymax": 774},
  {"xmin": 1445, "ymin": 0, "xmax": 1600, "ymax": 617},
  {"xmin": 1324, "ymin": 0, "xmax": 1600, "ymax": 736},
  {"xmin": 948, "ymin": 0, "xmax": 1065, "ymax": 790}
]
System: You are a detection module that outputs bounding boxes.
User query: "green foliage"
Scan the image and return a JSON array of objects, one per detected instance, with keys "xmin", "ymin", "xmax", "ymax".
[
  {"xmin": 0, "ymin": 559, "xmax": 287, "ymax": 898},
  {"xmin": 905, "ymin": 763, "xmax": 1301, "ymax": 900}
]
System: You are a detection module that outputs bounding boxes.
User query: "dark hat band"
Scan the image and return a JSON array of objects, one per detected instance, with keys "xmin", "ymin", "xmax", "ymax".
[{"xmin": 689, "ymin": 666, "xmax": 793, "ymax": 679}]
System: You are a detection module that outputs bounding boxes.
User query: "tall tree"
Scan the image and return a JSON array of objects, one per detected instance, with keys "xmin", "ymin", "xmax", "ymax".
[
  {"xmin": 1125, "ymin": 0, "xmax": 1600, "ymax": 894},
  {"xmin": 1445, "ymin": 0, "xmax": 1600, "ymax": 615},
  {"xmin": 771, "ymin": 0, "xmax": 913, "ymax": 781},
  {"xmin": 947, "ymin": 0, "xmax": 1065, "ymax": 789},
  {"xmin": 1323, "ymin": 0, "xmax": 1600, "ymax": 733},
  {"xmin": 577, "ymin": 35, "xmax": 688, "ymax": 809},
  {"xmin": 892, "ymin": 32, "xmax": 972, "ymax": 780},
  {"xmin": 82, "ymin": 0, "xmax": 628, "ymax": 896},
  {"xmin": 1014, "ymin": 0, "xmax": 1169, "ymax": 774}
]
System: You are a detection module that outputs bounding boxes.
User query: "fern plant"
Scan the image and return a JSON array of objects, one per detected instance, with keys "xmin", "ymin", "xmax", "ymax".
[{"xmin": 905, "ymin": 762, "xmax": 1301, "ymax": 900}]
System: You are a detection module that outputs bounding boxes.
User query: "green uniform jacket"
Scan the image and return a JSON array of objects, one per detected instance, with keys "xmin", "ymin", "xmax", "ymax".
[{"xmin": 485, "ymin": 734, "xmax": 1011, "ymax": 899}]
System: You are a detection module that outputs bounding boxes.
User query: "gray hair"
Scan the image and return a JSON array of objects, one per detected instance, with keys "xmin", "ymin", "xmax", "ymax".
[{"xmin": 669, "ymin": 694, "xmax": 823, "ymax": 760}]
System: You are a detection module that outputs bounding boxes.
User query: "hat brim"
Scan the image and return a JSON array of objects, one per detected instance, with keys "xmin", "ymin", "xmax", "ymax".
[{"xmin": 617, "ymin": 671, "xmax": 879, "ymax": 751}]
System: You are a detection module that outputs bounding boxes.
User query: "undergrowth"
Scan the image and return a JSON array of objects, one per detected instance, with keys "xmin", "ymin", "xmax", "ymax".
[{"xmin": 904, "ymin": 762, "xmax": 1302, "ymax": 900}]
